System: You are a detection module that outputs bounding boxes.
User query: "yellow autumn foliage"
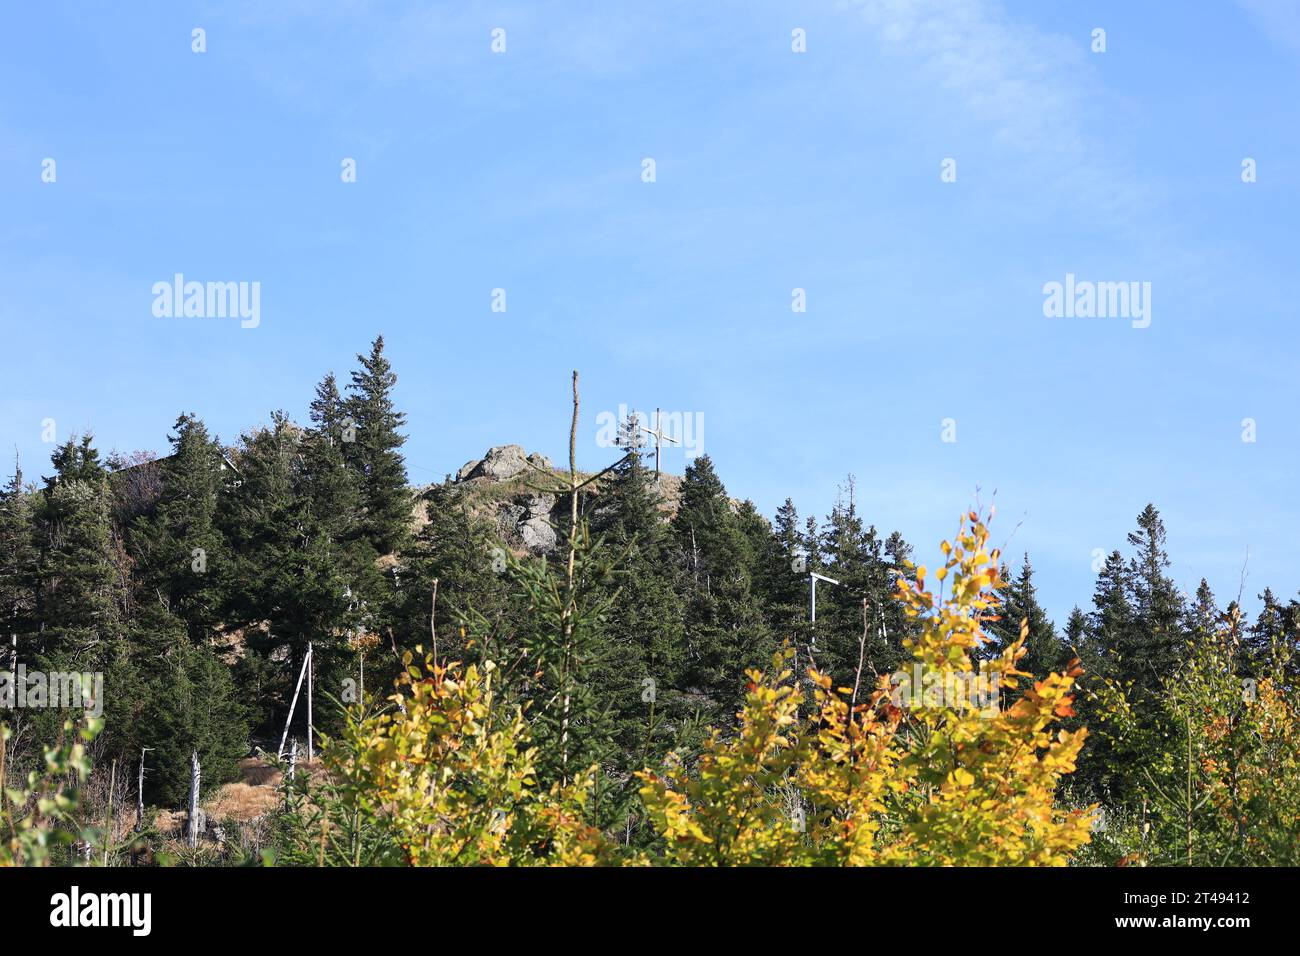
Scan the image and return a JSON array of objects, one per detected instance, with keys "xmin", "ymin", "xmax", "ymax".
[
  {"xmin": 638, "ymin": 510, "xmax": 1095, "ymax": 865},
  {"xmin": 326, "ymin": 651, "xmax": 614, "ymax": 866},
  {"xmin": 320, "ymin": 511, "xmax": 1094, "ymax": 866}
]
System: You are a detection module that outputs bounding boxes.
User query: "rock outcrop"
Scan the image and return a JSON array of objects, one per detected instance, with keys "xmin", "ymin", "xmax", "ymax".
[
  {"xmin": 454, "ymin": 446, "xmax": 561, "ymax": 555},
  {"xmin": 447, "ymin": 445, "xmax": 683, "ymax": 558}
]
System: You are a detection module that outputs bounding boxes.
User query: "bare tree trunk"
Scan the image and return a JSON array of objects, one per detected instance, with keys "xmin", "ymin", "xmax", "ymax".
[
  {"xmin": 136, "ymin": 746, "xmax": 153, "ymax": 831},
  {"xmin": 851, "ymin": 598, "xmax": 869, "ymax": 711},
  {"xmin": 103, "ymin": 759, "xmax": 117, "ymax": 866},
  {"xmin": 187, "ymin": 751, "xmax": 201, "ymax": 850},
  {"xmin": 430, "ymin": 578, "xmax": 440, "ymax": 669},
  {"xmin": 558, "ymin": 372, "xmax": 582, "ymax": 785},
  {"xmin": 1186, "ymin": 714, "xmax": 1194, "ymax": 867}
]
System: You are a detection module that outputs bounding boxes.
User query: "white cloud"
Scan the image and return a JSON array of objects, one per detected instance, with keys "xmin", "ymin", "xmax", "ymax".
[{"xmin": 848, "ymin": 0, "xmax": 1096, "ymax": 153}]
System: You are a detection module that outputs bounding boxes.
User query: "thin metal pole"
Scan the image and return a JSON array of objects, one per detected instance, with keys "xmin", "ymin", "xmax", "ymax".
[
  {"xmin": 307, "ymin": 642, "xmax": 314, "ymax": 762},
  {"xmin": 278, "ymin": 648, "xmax": 311, "ymax": 758}
]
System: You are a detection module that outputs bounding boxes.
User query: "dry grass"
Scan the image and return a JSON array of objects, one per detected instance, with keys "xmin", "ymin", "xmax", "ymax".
[
  {"xmin": 239, "ymin": 756, "xmax": 282, "ymax": 787},
  {"xmin": 152, "ymin": 755, "xmax": 293, "ymax": 835},
  {"xmin": 208, "ymin": 781, "xmax": 282, "ymax": 822}
]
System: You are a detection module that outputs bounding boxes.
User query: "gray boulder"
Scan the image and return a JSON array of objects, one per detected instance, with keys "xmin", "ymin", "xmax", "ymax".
[
  {"xmin": 468, "ymin": 444, "xmax": 529, "ymax": 481},
  {"xmin": 524, "ymin": 493, "xmax": 556, "ymax": 516},
  {"xmin": 519, "ymin": 515, "xmax": 557, "ymax": 552}
]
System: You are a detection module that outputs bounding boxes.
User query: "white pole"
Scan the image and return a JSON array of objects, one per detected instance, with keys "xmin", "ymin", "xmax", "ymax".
[
  {"xmin": 307, "ymin": 642, "xmax": 314, "ymax": 762},
  {"xmin": 187, "ymin": 751, "xmax": 201, "ymax": 849},
  {"xmin": 136, "ymin": 746, "xmax": 153, "ymax": 831},
  {"xmin": 654, "ymin": 408, "xmax": 662, "ymax": 476},
  {"xmin": 278, "ymin": 648, "xmax": 311, "ymax": 758},
  {"xmin": 809, "ymin": 573, "xmax": 841, "ymax": 625}
]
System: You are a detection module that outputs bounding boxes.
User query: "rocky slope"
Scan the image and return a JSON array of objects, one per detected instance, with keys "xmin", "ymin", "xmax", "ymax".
[{"xmin": 434, "ymin": 444, "xmax": 684, "ymax": 555}]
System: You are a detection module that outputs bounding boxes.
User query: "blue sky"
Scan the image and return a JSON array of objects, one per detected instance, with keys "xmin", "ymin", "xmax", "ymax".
[{"xmin": 2, "ymin": 1, "xmax": 1298, "ymax": 625}]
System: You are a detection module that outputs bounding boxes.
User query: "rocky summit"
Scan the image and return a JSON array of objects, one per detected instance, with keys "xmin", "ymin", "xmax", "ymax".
[{"xmin": 444, "ymin": 444, "xmax": 684, "ymax": 556}]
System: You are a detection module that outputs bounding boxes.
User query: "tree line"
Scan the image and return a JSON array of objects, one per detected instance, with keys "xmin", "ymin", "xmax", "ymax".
[{"xmin": 2, "ymin": 336, "xmax": 1297, "ymax": 863}]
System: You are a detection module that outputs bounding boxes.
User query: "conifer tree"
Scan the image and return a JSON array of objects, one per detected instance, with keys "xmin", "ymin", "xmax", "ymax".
[
  {"xmin": 812, "ymin": 480, "xmax": 908, "ymax": 684},
  {"xmin": 814, "ymin": 482, "xmax": 871, "ymax": 678},
  {"xmin": 669, "ymin": 454, "xmax": 768, "ymax": 715},
  {"xmin": 35, "ymin": 435, "xmax": 123, "ymax": 671},
  {"xmin": 590, "ymin": 417, "xmax": 684, "ymax": 750},
  {"xmin": 0, "ymin": 462, "xmax": 38, "ymax": 669},
  {"xmin": 1061, "ymin": 606, "xmax": 1090, "ymax": 664},
  {"xmin": 1079, "ymin": 507, "xmax": 1188, "ymax": 802},
  {"xmin": 344, "ymin": 337, "xmax": 411, "ymax": 556},
  {"xmin": 1125, "ymin": 503, "xmax": 1187, "ymax": 683},
  {"xmin": 1075, "ymin": 551, "xmax": 1138, "ymax": 798},
  {"xmin": 304, "ymin": 372, "xmax": 365, "ymax": 546},
  {"xmin": 129, "ymin": 413, "xmax": 227, "ymax": 641},
  {"xmin": 502, "ymin": 374, "xmax": 620, "ymax": 805},
  {"xmin": 396, "ymin": 478, "xmax": 515, "ymax": 669},
  {"xmin": 1087, "ymin": 549, "xmax": 1134, "ymax": 682},
  {"xmin": 218, "ymin": 415, "xmax": 360, "ymax": 736},
  {"xmin": 117, "ymin": 601, "xmax": 249, "ymax": 805},
  {"xmin": 990, "ymin": 556, "xmax": 1064, "ymax": 683},
  {"xmin": 751, "ymin": 498, "xmax": 811, "ymax": 647},
  {"xmin": 1184, "ymin": 578, "xmax": 1220, "ymax": 640}
]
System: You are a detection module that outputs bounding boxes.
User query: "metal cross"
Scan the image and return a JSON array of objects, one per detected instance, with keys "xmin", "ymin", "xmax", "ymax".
[{"xmin": 639, "ymin": 408, "xmax": 679, "ymax": 479}]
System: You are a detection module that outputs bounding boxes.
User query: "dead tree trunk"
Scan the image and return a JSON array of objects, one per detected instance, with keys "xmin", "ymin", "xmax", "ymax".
[
  {"xmin": 136, "ymin": 746, "xmax": 153, "ymax": 831},
  {"xmin": 187, "ymin": 751, "xmax": 201, "ymax": 850}
]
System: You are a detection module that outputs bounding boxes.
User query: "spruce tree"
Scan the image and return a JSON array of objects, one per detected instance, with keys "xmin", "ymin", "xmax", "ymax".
[
  {"xmin": 815, "ymin": 483, "xmax": 870, "ymax": 679},
  {"xmin": 590, "ymin": 417, "xmax": 684, "ymax": 750},
  {"xmin": 669, "ymin": 454, "xmax": 768, "ymax": 716},
  {"xmin": 129, "ymin": 413, "xmax": 227, "ymax": 641},
  {"xmin": 304, "ymin": 372, "xmax": 366, "ymax": 545},
  {"xmin": 990, "ymin": 556, "xmax": 1063, "ymax": 683},
  {"xmin": 812, "ymin": 480, "xmax": 909, "ymax": 684},
  {"xmin": 1125, "ymin": 503, "xmax": 1187, "ymax": 685},
  {"xmin": 1061, "ymin": 606, "xmax": 1090, "ymax": 662},
  {"xmin": 1184, "ymin": 578, "xmax": 1220, "ymax": 640},
  {"xmin": 1086, "ymin": 549, "xmax": 1134, "ymax": 683},
  {"xmin": 344, "ymin": 337, "xmax": 411, "ymax": 556},
  {"xmin": 0, "ymin": 462, "xmax": 38, "ymax": 669},
  {"xmin": 1245, "ymin": 587, "xmax": 1295, "ymax": 678},
  {"xmin": 752, "ymin": 498, "xmax": 811, "ymax": 647},
  {"xmin": 218, "ymin": 415, "xmax": 360, "ymax": 737},
  {"xmin": 119, "ymin": 601, "xmax": 249, "ymax": 805},
  {"xmin": 35, "ymin": 435, "xmax": 123, "ymax": 671}
]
